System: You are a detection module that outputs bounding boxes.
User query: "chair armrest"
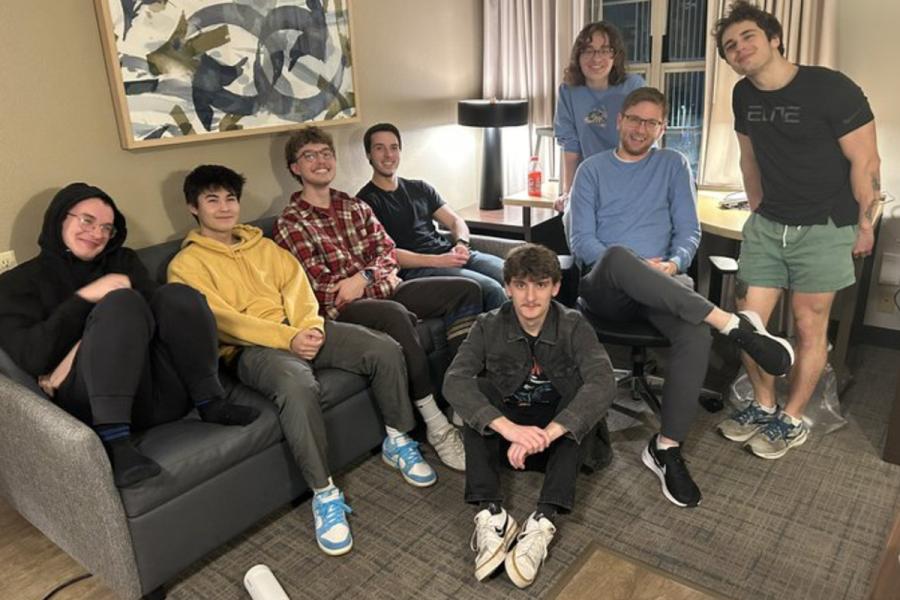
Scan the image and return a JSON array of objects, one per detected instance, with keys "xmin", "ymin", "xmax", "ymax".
[
  {"xmin": 709, "ymin": 255, "xmax": 739, "ymax": 274},
  {"xmin": 0, "ymin": 375, "xmax": 142, "ymax": 599}
]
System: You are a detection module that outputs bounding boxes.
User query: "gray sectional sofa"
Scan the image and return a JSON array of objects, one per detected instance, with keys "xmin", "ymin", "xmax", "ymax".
[{"xmin": 0, "ymin": 218, "xmax": 518, "ymax": 599}]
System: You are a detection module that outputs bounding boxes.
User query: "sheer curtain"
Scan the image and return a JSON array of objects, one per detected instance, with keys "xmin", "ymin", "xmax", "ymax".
[
  {"xmin": 482, "ymin": 0, "xmax": 586, "ymax": 194},
  {"xmin": 698, "ymin": 0, "xmax": 838, "ymax": 188}
]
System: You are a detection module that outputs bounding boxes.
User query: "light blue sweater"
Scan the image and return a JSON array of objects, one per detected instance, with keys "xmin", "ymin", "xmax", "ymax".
[
  {"xmin": 567, "ymin": 148, "xmax": 700, "ymax": 272},
  {"xmin": 554, "ymin": 74, "xmax": 646, "ymax": 158}
]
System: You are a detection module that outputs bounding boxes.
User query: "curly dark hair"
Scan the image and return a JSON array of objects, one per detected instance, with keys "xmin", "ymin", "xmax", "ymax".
[
  {"xmin": 712, "ymin": 0, "xmax": 784, "ymax": 59},
  {"xmin": 284, "ymin": 126, "xmax": 336, "ymax": 183},
  {"xmin": 563, "ymin": 21, "xmax": 629, "ymax": 87},
  {"xmin": 503, "ymin": 244, "xmax": 561, "ymax": 284}
]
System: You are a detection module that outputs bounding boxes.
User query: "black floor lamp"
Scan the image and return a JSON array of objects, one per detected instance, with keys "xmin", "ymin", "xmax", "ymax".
[{"xmin": 458, "ymin": 99, "xmax": 528, "ymax": 210}]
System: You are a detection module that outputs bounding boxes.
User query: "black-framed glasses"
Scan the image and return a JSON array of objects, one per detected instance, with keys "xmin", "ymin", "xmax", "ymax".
[
  {"xmin": 622, "ymin": 114, "xmax": 664, "ymax": 131},
  {"xmin": 295, "ymin": 148, "xmax": 336, "ymax": 163},
  {"xmin": 67, "ymin": 212, "xmax": 116, "ymax": 238},
  {"xmin": 580, "ymin": 46, "xmax": 616, "ymax": 59}
]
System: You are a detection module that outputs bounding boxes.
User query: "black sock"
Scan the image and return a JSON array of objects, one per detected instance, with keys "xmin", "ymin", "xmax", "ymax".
[
  {"xmin": 103, "ymin": 437, "xmax": 162, "ymax": 488},
  {"xmin": 197, "ymin": 397, "xmax": 259, "ymax": 426},
  {"xmin": 481, "ymin": 501, "xmax": 503, "ymax": 515},
  {"xmin": 536, "ymin": 503, "xmax": 558, "ymax": 520}
]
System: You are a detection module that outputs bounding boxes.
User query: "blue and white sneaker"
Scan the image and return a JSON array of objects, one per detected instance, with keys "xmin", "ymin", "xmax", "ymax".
[
  {"xmin": 312, "ymin": 488, "xmax": 353, "ymax": 556},
  {"xmin": 382, "ymin": 435, "xmax": 437, "ymax": 487}
]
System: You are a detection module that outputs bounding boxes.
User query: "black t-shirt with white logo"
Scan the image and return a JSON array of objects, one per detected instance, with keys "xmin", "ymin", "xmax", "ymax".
[
  {"xmin": 357, "ymin": 178, "xmax": 453, "ymax": 255},
  {"xmin": 507, "ymin": 334, "xmax": 561, "ymax": 408},
  {"xmin": 733, "ymin": 65, "xmax": 873, "ymax": 227}
]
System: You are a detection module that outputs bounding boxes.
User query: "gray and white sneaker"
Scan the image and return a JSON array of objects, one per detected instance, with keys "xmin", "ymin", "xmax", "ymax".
[
  {"xmin": 746, "ymin": 413, "xmax": 809, "ymax": 459},
  {"xmin": 428, "ymin": 424, "xmax": 466, "ymax": 471},
  {"xmin": 505, "ymin": 512, "xmax": 557, "ymax": 589},
  {"xmin": 471, "ymin": 508, "xmax": 518, "ymax": 581},
  {"xmin": 718, "ymin": 402, "xmax": 780, "ymax": 442}
]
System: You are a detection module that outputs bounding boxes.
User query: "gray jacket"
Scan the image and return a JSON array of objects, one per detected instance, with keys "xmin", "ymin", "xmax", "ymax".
[{"xmin": 443, "ymin": 301, "xmax": 615, "ymax": 443}]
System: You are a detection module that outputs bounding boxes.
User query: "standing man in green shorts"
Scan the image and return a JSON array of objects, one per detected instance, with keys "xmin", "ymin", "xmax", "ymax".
[{"xmin": 713, "ymin": 1, "xmax": 881, "ymax": 459}]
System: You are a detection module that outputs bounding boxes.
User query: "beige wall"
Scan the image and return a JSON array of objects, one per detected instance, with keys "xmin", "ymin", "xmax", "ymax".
[
  {"xmin": 0, "ymin": 0, "xmax": 483, "ymax": 262},
  {"xmin": 839, "ymin": 0, "xmax": 900, "ymax": 329}
]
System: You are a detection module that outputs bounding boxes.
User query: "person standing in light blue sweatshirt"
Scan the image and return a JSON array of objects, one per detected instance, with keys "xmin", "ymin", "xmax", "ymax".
[
  {"xmin": 554, "ymin": 21, "xmax": 645, "ymax": 213},
  {"xmin": 568, "ymin": 87, "xmax": 795, "ymax": 509}
]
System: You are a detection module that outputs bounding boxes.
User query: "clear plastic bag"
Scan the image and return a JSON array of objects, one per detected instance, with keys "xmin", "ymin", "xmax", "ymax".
[{"xmin": 728, "ymin": 362, "xmax": 847, "ymax": 434}]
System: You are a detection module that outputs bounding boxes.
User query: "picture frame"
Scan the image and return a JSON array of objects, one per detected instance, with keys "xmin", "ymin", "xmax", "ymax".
[{"xmin": 93, "ymin": 0, "xmax": 360, "ymax": 150}]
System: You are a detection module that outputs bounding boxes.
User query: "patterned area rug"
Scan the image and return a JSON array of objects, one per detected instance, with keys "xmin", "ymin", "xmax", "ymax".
[{"xmin": 167, "ymin": 346, "xmax": 900, "ymax": 599}]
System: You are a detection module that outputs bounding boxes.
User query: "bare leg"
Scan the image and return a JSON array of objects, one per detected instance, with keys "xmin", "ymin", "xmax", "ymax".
[
  {"xmin": 736, "ymin": 284, "xmax": 783, "ymax": 409},
  {"xmin": 783, "ymin": 291, "xmax": 836, "ymax": 418}
]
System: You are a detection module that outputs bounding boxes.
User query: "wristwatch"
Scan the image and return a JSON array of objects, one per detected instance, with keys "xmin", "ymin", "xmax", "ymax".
[
  {"xmin": 455, "ymin": 238, "xmax": 471, "ymax": 248},
  {"xmin": 360, "ymin": 268, "xmax": 374, "ymax": 283}
]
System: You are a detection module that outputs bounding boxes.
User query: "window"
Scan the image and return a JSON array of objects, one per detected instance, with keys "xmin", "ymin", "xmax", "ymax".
[{"xmin": 588, "ymin": 0, "xmax": 707, "ymax": 176}]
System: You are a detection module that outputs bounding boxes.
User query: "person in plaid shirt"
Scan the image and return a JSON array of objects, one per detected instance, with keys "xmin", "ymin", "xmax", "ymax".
[{"xmin": 275, "ymin": 126, "xmax": 483, "ymax": 472}]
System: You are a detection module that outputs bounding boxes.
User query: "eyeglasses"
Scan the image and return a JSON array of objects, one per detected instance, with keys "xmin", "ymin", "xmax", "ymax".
[
  {"xmin": 67, "ymin": 212, "xmax": 117, "ymax": 238},
  {"xmin": 622, "ymin": 114, "xmax": 664, "ymax": 131},
  {"xmin": 295, "ymin": 148, "xmax": 335, "ymax": 163},
  {"xmin": 580, "ymin": 46, "xmax": 616, "ymax": 59}
]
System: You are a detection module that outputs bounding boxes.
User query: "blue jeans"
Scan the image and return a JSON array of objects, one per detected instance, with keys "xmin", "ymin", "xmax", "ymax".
[{"xmin": 400, "ymin": 250, "xmax": 506, "ymax": 310}]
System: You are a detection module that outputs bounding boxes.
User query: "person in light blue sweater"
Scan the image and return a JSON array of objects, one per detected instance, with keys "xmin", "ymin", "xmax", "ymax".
[{"xmin": 568, "ymin": 87, "xmax": 795, "ymax": 509}]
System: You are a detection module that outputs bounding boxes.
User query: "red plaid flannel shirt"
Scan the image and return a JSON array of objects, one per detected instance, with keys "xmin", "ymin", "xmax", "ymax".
[{"xmin": 274, "ymin": 189, "xmax": 399, "ymax": 318}]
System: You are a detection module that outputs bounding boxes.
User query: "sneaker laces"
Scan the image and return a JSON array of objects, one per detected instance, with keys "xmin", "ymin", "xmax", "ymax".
[
  {"xmin": 315, "ymin": 494, "xmax": 352, "ymax": 531},
  {"xmin": 733, "ymin": 403, "xmax": 770, "ymax": 425},
  {"xmin": 470, "ymin": 513, "xmax": 502, "ymax": 552},
  {"xmin": 515, "ymin": 520, "xmax": 555, "ymax": 567},
  {"xmin": 393, "ymin": 439, "xmax": 425, "ymax": 467},
  {"xmin": 661, "ymin": 446, "xmax": 692, "ymax": 478},
  {"xmin": 760, "ymin": 416, "xmax": 799, "ymax": 442}
]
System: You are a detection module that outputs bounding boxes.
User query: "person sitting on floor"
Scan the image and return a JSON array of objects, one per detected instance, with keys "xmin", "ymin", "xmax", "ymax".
[
  {"xmin": 275, "ymin": 125, "xmax": 484, "ymax": 472},
  {"xmin": 443, "ymin": 243, "xmax": 615, "ymax": 589},
  {"xmin": 0, "ymin": 183, "xmax": 258, "ymax": 488},
  {"xmin": 356, "ymin": 122, "xmax": 507, "ymax": 310},
  {"xmin": 168, "ymin": 165, "xmax": 433, "ymax": 557}
]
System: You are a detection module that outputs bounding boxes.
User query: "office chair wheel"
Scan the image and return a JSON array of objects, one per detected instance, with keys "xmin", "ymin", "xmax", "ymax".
[{"xmin": 699, "ymin": 394, "xmax": 724, "ymax": 413}]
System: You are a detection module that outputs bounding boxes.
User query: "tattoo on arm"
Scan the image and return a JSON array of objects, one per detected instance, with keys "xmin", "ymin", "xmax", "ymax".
[
  {"xmin": 872, "ymin": 175, "xmax": 881, "ymax": 193},
  {"xmin": 865, "ymin": 203, "xmax": 876, "ymax": 224},
  {"xmin": 735, "ymin": 278, "xmax": 748, "ymax": 301}
]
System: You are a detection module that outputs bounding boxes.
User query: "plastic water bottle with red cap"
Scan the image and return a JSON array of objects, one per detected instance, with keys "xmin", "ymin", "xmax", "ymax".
[{"xmin": 527, "ymin": 156, "xmax": 542, "ymax": 197}]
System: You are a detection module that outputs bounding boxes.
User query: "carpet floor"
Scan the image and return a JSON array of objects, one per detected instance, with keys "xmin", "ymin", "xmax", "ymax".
[{"xmin": 166, "ymin": 345, "xmax": 900, "ymax": 600}]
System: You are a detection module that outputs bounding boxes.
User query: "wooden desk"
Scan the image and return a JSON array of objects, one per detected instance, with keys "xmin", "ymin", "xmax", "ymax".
[
  {"xmin": 456, "ymin": 203, "xmax": 557, "ymax": 240},
  {"xmin": 697, "ymin": 190, "xmax": 749, "ymax": 240},
  {"xmin": 502, "ymin": 182, "xmax": 559, "ymax": 241}
]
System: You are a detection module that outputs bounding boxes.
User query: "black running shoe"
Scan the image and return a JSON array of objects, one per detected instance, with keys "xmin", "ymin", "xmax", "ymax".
[
  {"xmin": 641, "ymin": 435, "xmax": 701, "ymax": 508},
  {"xmin": 728, "ymin": 310, "xmax": 795, "ymax": 376}
]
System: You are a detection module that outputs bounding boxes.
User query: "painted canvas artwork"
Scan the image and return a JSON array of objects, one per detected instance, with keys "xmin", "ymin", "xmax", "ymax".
[{"xmin": 95, "ymin": 0, "xmax": 358, "ymax": 149}]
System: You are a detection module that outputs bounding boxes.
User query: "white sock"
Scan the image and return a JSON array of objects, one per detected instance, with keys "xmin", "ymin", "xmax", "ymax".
[
  {"xmin": 718, "ymin": 313, "xmax": 740, "ymax": 335},
  {"xmin": 756, "ymin": 402, "xmax": 777, "ymax": 414},
  {"xmin": 313, "ymin": 477, "xmax": 336, "ymax": 496},
  {"xmin": 656, "ymin": 436, "xmax": 679, "ymax": 451},
  {"xmin": 784, "ymin": 412, "xmax": 802, "ymax": 426},
  {"xmin": 384, "ymin": 426, "xmax": 407, "ymax": 443},
  {"xmin": 414, "ymin": 394, "xmax": 451, "ymax": 431}
]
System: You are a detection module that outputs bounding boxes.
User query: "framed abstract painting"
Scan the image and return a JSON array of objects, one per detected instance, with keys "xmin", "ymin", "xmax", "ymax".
[{"xmin": 94, "ymin": 0, "xmax": 359, "ymax": 149}]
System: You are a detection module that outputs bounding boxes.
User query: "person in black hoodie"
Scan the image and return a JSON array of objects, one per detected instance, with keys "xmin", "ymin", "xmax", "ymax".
[{"xmin": 0, "ymin": 183, "xmax": 259, "ymax": 487}]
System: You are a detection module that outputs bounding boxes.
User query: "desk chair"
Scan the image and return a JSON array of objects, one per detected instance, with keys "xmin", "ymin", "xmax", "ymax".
[{"xmin": 576, "ymin": 298, "xmax": 724, "ymax": 416}]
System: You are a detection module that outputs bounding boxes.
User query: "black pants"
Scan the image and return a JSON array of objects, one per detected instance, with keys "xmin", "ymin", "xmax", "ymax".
[
  {"xmin": 56, "ymin": 284, "xmax": 224, "ymax": 430},
  {"xmin": 580, "ymin": 245, "xmax": 714, "ymax": 441},
  {"xmin": 337, "ymin": 277, "xmax": 482, "ymax": 400},
  {"xmin": 463, "ymin": 380, "xmax": 584, "ymax": 514}
]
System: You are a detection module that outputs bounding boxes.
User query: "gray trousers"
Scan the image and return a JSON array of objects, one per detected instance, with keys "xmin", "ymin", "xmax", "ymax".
[
  {"xmin": 236, "ymin": 321, "xmax": 415, "ymax": 488},
  {"xmin": 580, "ymin": 246, "xmax": 714, "ymax": 441}
]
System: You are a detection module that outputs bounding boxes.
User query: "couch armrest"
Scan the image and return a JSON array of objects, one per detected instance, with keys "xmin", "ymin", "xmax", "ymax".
[
  {"xmin": 0, "ymin": 375, "xmax": 142, "ymax": 599},
  {"xmin": 469, "ymin": 234, "xmax": 523, "ymax": 259}
]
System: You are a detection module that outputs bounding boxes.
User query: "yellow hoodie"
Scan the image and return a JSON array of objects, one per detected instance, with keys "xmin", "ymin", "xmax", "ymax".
[{"xmin": 167, "ymin": 224, "xmax": 323, "ymax": 361}]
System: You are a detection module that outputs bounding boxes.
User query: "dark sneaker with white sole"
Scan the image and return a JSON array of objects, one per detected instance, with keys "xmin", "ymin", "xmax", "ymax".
[
  {"xmin": 729, "ymin": 310, "xmax": 795, "ymax": 376},
  {"xmin": 641, "ymin": 435, "xmax": 701, "ymax": 508},
  {"xmin": 718, "ymin": 402, "xmax": 780, "ymax": 442},
  {"xmin": 746, "ymin": 413, "xmax": 809, "ymax": 459}
]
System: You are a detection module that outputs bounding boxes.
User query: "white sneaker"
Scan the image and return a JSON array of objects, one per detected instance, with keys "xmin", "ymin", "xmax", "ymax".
[
  {"xmin": 427, "ymin": 424, "xmax": 466, "ymax": 471},
  {"xmin": 471, "ymin": 508, "xmax": 518, "ymax": 581},
  {"xmin": 504, "ymin": 512, "xmax": 556, "ymax": 588}
]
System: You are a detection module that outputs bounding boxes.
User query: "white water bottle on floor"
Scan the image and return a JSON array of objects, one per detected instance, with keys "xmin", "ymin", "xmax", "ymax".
[{"xmin": 244, "ymin": 564, "xmax": 290, "ymax": 600}]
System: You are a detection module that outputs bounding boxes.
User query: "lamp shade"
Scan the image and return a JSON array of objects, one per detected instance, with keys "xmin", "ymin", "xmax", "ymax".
[{"xmin": 458, "ymin": 99, "xmax": 528, "ymax": 128}]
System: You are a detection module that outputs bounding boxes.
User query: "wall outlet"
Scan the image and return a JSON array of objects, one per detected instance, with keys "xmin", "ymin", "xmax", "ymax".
[
  {"xmin": 0, "ymin": 250, "xmax": 16, "ymax": 273},
  {"xmin": 877, "ymin": 288, "xmax": 897, "ymax": 314}
]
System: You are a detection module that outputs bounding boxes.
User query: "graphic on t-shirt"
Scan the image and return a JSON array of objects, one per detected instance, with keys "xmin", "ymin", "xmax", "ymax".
[
  {"xmin": 509, "ymin": 356, "xmax": 555, "ymax": 407},
  {"xmin": 746, "ymin": 105, "xmax": 800, "ymax": 124},
  {"xmin": 584, "ymin": 106, "xmax": 608, "ymax": 127}
]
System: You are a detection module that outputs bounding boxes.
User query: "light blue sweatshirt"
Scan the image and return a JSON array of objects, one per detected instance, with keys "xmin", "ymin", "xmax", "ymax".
[
  {"xmin": 554, "ymin": 74, "xmax": 646, "ymax": 158},
  {"xmin": 567, "ymin": 147, "xmax": 700, "ymax": 273}
]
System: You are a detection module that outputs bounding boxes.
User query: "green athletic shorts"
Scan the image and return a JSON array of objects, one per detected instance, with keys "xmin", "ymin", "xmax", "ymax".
[{"xmin": 737, "ymin": 212, "xmax": 857, "ymax": 293}]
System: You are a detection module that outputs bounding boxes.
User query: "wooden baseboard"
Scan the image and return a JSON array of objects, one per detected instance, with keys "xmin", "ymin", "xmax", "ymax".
[{"xmin": 871, "ymin": 510, "xmax": 900, "ymax": 599}]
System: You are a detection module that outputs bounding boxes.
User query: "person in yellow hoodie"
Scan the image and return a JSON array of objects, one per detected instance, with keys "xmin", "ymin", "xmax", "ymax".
[{"xmin": 168, "ymin": 165, "xmax": 437, "ymax": 557}]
